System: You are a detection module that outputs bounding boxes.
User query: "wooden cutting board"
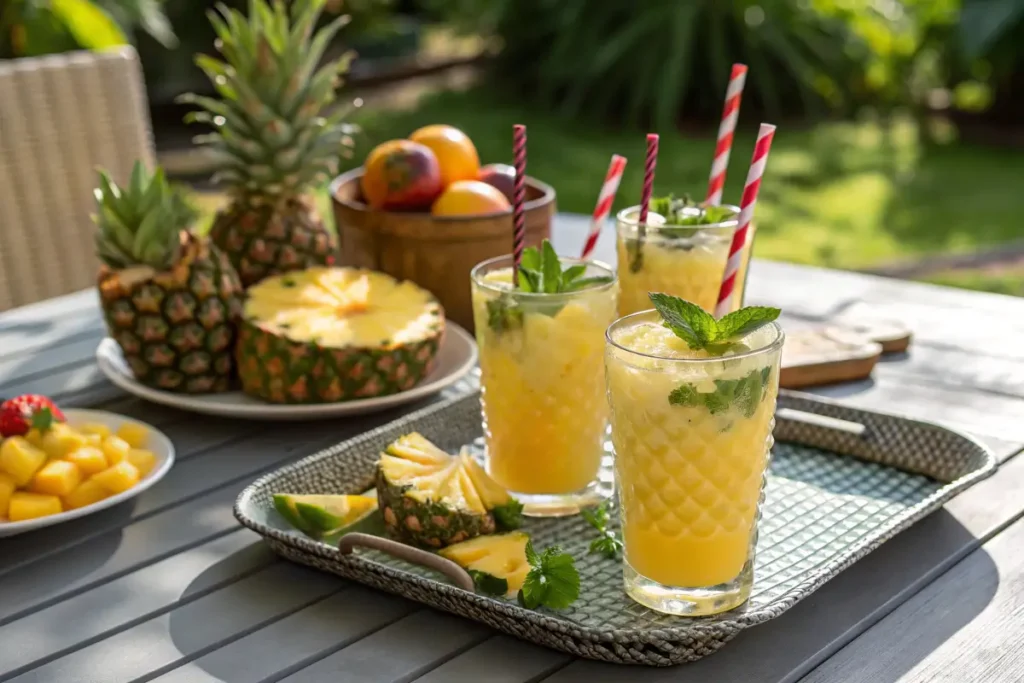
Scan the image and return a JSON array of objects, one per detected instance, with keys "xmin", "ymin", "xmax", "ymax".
[{"xmin": 780, "ymin": 327, "xmax": 883, "ymax": 389}]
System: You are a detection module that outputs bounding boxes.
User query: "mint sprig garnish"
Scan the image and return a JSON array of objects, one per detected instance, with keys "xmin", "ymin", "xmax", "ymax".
[
  {"xmin": 517, "ymin": 540, "xmax": 580, "ymax": 610},
  {"xmin": 669, "ymin": 367, "xmax": 772, "ymax": 418},
  {"xmin": 468, "ymin": 570, "xmax": 509, "ymax": 597},
  {"xmin": 486, "ymin": 240, "xmax": 613, "ymax": 334},
  {"xmin": 648, "ymin": 292, "xmax": 780, "ymax": 352},
  {"xmin": 651, "ymin": 194, "xmax": 737, "ymax": 227},
  {"xmin": 581, "ymin": 501, "xmax": 623, "ymax": 560}
]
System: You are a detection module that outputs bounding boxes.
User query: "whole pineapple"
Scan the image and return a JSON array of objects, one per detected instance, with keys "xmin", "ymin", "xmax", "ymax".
[
  {"xmin": 95, "ymin": 162, "xmax": 245, "ymax": 393},
  {"xmin": 181, "ymin": 0, "xmax": 355, "ymax": 287}
]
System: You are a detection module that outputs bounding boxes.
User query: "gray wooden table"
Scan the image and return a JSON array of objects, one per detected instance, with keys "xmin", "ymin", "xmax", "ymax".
[{"xmin": 2, "ymin": 214, "xmax": 1023, "ymax": 683}]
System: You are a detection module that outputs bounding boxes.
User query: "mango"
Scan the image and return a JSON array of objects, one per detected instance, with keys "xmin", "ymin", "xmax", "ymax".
[
  {"xmin": 65, "ymin": 446, "xmax": 108, "ymax": 476},
  {"xmin": 101, "ymin": 435, "xmax": 131, "ymax": 464},
  {"xmin": 0, "ymin": 473, "xmax": 16, "ymax": 517},
  {"xmin": 116, "ymin": 423, "xmax": 150, "ymax": 448},
  {"xmin": 63, "ymin": 479, "xmax": 112, "ymax": 510},
  {"xmin": 92, "ymin": 461, "xmax": 140, "ymax": 494},
  {"xmin": 31, "ymin": 459, "xmax": 82, "ymax": 496},
  {"xmin": 8, "ymin": 491, "xmax": 62, "ymax": 521},
  {"xmin": 0, "ymin": 437, "xmax": 47, "ymax": 486},
  {"xmin": 126, "ymin": 448, "xmax": 157, "ymax": 476}
]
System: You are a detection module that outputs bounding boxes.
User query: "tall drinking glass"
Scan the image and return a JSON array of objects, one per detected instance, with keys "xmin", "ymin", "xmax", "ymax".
[
  {"xmin": 605, "ymin": 312, "xmax": 784, "ymax": 615},
  {"xmin": 471, "ymin": 255, "xmax": 618, "ymax": 516},
  {"xmin": 615, "ymin": 205, "xmax": 754, "ymax": 316}
]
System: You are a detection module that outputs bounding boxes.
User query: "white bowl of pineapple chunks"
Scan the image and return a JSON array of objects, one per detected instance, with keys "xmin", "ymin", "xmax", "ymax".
[{"xmin": 0, "ymin": 409, "xmax": 174, "ymax": 537}]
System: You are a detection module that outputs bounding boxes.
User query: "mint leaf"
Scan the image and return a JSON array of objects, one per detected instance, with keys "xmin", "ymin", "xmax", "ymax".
[
  {"xmin": 581, "ymin": 500, "xmax": 623, "ymax": 559},
  {"xmin": 520, "ymin": 246, "xmax": 541, "ymax": 272},
  {"xmin": 517, "ymin": 268, "xmax": 540, "ymax": 293},
  {"xmin": 469, "ymin": 570, "xmax": 509, "ymax": 597},
  {"xmin": 716, "ymin": 306, "xmax": 781, "ymax": 340},
  {"xmin": 486, "ymin": 297, "xmax": 523, "ymax": 334},
  {"xmin": 648, "ymin": 292, "xmax": 717, "ymax": 348},
  {"xmin": 564, "ymin": 275, "xmax": 614, "ymax": 292},
  {"xmin": 517, "ymin": 541, "xmax": 580, "ymax": 610},
  {"xmin": 492, "ymin": 499, "xmax": 524, "ymax": 529},
  {"xmin": 561, "ymin": 264, "xmax": 587, "ymax": 285},
  {"xmin": 705, "ymin": 381, "xmax": 734, "ymax": 414},
  {"xmin": 668, "ymin": 383, "xmax": 703, "ymax": 407},
  {"xmin": 541, "ymin": 240, "xmax": 561, "ymax": 293}
]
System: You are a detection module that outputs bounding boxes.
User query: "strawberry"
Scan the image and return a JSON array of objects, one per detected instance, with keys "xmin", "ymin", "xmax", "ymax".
[{"xmin": 0, "ymin": 395, "xmax": 65, "ymax": 437}]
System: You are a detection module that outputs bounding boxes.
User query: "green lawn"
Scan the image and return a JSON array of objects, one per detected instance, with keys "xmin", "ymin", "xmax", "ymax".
[
  {"xmin": 923, "ymin": 265, "xmax": 1024, "ymax": 297},
  {"xmin": 193, "ymin": 86, "xmax": 1024, "ymax": 275}
]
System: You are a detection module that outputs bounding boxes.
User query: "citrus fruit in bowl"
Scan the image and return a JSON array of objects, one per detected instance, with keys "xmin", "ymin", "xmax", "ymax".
[
  {"xmin": 361, "ymin": 140, "xmax": 443, "ymax": 210},
  {"xmin": 410, "ymin": 125, "xmax": 481, "ymax": 189},
  {"xmin": 432, "ymin": 180, "xmax": 513, "ymax": 217}
]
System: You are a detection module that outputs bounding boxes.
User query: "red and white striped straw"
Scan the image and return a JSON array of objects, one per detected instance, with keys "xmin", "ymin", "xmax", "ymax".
[
  {"xmin": 580, "ymin": 154, "xmax": 627, "ymax": 260},
  {"xmin": 705, "ymin": 64, "xmax": 748, "ymax": 206},
  {"xmin": 512, "ymin": 123, "xmax": 527, "ymax": 286},
  {"xmin": 715, "ymin": 123, "xmax": 776, "ymax": 318},
  {"xmin": 638, "ymin": 134, "xmax": 659, "ymax": 226}
]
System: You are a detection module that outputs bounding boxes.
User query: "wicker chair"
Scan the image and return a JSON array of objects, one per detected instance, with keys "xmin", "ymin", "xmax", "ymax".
[{"xmin": 0, "ymin": 46, "xmax": 155, "ymax": 312}]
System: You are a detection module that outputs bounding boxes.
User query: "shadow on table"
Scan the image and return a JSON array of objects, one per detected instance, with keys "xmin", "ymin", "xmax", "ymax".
[{"xmin": 550, "ymin": 510, "xmax": 997, "ymax": 683}]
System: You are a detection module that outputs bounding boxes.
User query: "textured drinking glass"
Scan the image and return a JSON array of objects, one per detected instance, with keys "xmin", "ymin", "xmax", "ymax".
[
  {"xmin": 615, "ymin": 204, "xmax": 754, "ymax": 316},
  {"xmin": 471, "ymin": 255, "xmax": 618, "ymax": 516},
  {"xmin": 605, "ymin": 312, "xmax": 784, "ymax": 615}
]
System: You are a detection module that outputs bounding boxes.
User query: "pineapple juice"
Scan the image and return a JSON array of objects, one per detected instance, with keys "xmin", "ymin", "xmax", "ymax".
[
  {"xmin": 615, "ymin": 205, "xmax": 753, "ymax": 316},
  {"xmin": 470, "ymin": 256, "xmax": 618, "ymax": 516},
  {"xmin": 605, "ymin": 312, "xmax": 783, "ymax": 615}
]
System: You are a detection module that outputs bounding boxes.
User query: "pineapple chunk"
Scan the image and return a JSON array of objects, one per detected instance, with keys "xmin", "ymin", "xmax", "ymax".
[
  {"xmin": 63, "ymin": 479, "xmax": 112, "ymax": 510},
  {"xmin": 79, "ymin": 422, "xmax": 111, "ymax": 439},
  {"xmin": 91, "ymin": 461, "xmax": 140, "ymax": 494},
  {"xmin": 65, "ymin": 446, "xmax": 108, "ymax": 476},
  {"xmin": 101, "ymin": 436, "xmax": 131, "ymax": 464},
  {"xmin": 31, "ymin": 460, "xmax": 82, "ymax": 496},
  {"xmin": 84, "ymin": 433, "xmax": 103, "ymax": 446},
  {"xmin": 0, "ymin": 437, "xmax": 48, "ymax": 486},
  {"xmin": 42, "ymin": 424, "xmax": 88, "ymax": 459},
  {"xmin": 8, "ymin": 492, "xmax": 62, "ymax": 521},
  {"xmin": 116, "ymin": 423, "xmax": 150, "ymax": 448},
  {"xmin": 126, "ymin": 449, "xmax": 157, "ymax": 476},
  {"xmin": 0, "ymin": 473, "xmax": 16, "ymax": 517}
]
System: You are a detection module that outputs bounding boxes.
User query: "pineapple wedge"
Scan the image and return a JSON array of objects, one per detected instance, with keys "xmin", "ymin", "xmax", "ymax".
[
  {"xmin": 65, "ymin": 446, "xmax": 109, "ymax": 476},
  {"xmin": 101, "ymin": 436, "xmax": 131, "ymax": 464},
  {"xmin": 42, "ymin": 424, "xmax": 88, "ymax": 459},
  {"xmin": 92, "ymin": 461, "xmax": 140, "ymax": 494},
  {"xmin": 439, "ymin": 531, "xmax": 532, "ymax": 596},
  {"xmin": 63, "ymin": 480, "xmax": 112, "ymax": 510},
  {"xmin": 126, "ymin": 449, "xmax": 157, "ymax": 476},
  {"xmin": 116, "ymin": 423, "xmax": 149, "ymax": 448}
]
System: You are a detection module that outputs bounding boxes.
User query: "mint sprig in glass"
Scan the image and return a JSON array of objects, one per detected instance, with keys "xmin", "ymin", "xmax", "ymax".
[{"xmin": 470, "ymin": 240, "xmax": 618, "ymax": 517}]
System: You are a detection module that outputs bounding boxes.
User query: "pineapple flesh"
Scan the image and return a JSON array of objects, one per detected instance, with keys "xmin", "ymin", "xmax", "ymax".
[
  {"xmin": 439, "ymin": 531, "xmax": 532, "ymax": 597},
  {"xmin": 376, "ymin": 433, "xmax": 522, "ymax": 548},
  {"xmin": 182, "ymin": 0, "xmax": 356, "ymax": 287},
  {"xmin": 237, "ymin": 268, "xmax": 444, "ymax": 403},
  {"xmin": 95, "ymin": 162, "xmax": 245, "ymax": 394}
]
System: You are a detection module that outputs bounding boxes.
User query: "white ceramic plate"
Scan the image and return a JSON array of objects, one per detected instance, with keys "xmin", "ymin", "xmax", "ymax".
[
  {"xmin": 0, "ymin": 409, "xmax": 175, "ymax": 537},
  {"xmin": 95, "ymin": 323, "xmax": 479, "ymax": 420}
]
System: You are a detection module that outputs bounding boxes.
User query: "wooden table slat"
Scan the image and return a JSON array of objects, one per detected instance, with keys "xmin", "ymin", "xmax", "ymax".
[{"xmin": 8, "ymin": 563, "xmax": 342, "ymax": 683}]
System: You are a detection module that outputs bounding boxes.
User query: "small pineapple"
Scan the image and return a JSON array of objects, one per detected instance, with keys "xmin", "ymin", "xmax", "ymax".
[
  {"xmin": 181, "ymin": 0, "xmax": 357, "ymax": 287},
  {"xmin": 95, "ymin": 161, "xmax": 245, "ymax": 393}
]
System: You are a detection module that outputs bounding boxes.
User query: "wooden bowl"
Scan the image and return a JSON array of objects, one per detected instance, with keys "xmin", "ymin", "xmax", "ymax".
[{"xmin": 330, "ymin": 168, "xmax": 556, "ymax": 332}]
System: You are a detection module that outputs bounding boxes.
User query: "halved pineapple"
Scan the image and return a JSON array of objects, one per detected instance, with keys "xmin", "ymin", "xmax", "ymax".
[
  {"xmin": 236, "ymin": 268, "xmax": 444, "ymax": 404},
  {"xmin": 439, "ymin": 531, "xmax": 532, "ymax": 596},
  {"xmin": 376, "ymin": 433, "xmax": 521, "ymax": 548}
]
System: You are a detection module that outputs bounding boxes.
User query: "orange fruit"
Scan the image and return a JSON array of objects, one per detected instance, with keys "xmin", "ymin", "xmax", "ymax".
[
  {"xmin": 409, "ymin": 125, "xmax": 481, "ymax": 189},
  {"xmin": 432, "ymin": 180, "xmax": 513, "ymax": 217},
  {"xmin": 361, "ymin": 140, "xmax": 443, "ymax": 210}
]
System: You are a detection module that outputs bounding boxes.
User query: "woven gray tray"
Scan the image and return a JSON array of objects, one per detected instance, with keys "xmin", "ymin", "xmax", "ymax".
[{"xmin": 234, "ymin": 391, "xmax": 996, "ymax": 666}]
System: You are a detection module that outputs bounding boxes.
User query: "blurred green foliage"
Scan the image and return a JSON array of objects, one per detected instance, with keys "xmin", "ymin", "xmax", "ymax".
[
  {"xmin": 0, "ymin": 0, "xmax": 176, "ymax": 59},
  {"xmin": 426, "ymin": 0, "xmax": 1016, "ymax": 125}
]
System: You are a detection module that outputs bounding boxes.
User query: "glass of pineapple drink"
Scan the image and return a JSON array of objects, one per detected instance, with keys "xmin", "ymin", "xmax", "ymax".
[
  {"xmin": 605, "ymin": 303, "xmax": 784, "ymax": 615},
  {"xmin": 615, "ymin": 203, "xmax": 753, "ymax": 316},
  {"xmin": 470, "ymin": 252, "xmax": 617, "ymax": 517}
]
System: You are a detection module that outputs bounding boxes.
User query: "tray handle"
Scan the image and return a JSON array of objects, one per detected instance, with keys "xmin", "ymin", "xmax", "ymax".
[
  {"xmin": 777, "ymin": 407, "xmax": 867, "ymax": 438},
  {"xmin": 337, "ymin": 532, "xmax": 476, "ymax": 593}
]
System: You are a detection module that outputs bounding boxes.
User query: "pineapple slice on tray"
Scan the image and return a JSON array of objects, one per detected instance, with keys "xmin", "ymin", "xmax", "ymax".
[
  {"xmin": 377, "ymin": 433, "xmax": 523, "ymax": 548},
  {"xmin": 237, "ymin": 269, "xmax": 445, "ymax": 404},
  {"xmin": 439, "ymin": 531, "xmax": 531, "ymax": 597}
]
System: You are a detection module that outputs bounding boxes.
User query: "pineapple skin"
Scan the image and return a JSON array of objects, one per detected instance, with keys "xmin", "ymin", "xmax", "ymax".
[
  {"xmin": 211, "ymin": 195, "xmax": 338, "ymax": 289},
  {"xmin": 99, "ymin": 233, "xmax": 244, "ymax": 394},
  {"xmin": 375, "ymin": 466, "xmax": 496, "ymax": 549}
]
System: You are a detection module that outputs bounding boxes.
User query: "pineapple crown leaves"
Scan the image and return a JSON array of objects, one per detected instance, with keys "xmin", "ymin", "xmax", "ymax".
[
  {"xmin": 179, "ymin": 0, "xmax": 360, "ymax": 203},
  {"xmin": 92, "ymin": 161, "xmax": 198, "ymax": 272}
]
